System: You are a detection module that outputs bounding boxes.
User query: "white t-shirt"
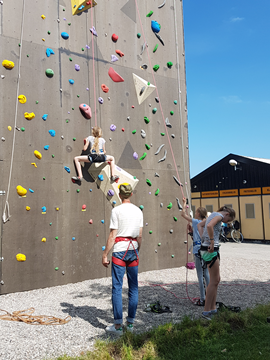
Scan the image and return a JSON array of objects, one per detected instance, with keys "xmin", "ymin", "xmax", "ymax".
[
  {"xmin": 87, "ymin": 136, "xmax": 105, "ymax": 154},
  {"xmin": 110, "ymin": 203, "xmax": 143, "ymax": 252}
]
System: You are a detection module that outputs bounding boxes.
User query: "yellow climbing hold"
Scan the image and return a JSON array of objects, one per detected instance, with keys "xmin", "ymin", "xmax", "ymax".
[
  {"xmin": 41, "ymin": 14, "xmax": 46, "ymax": 19},
  {"xmin": 2, "ymin": 60, "xmax": 15, "ymax": 69},
  {"xmin": 18, "ymin": 95, "xmax": 27, "ymax": 104},
  {"xmin": 16, "ymin": 253, "xmax": 26, "ymax": 262},
  {"xmin": 8, "ymin": 126, "xmax": 12, "ymax": 131},
  {"xmin": 34, "ymin": 150, "xmax": 42, "ymax": 159},
  {"xmin": 24, "ymin": 112, "xmax": 35, "ymax": 120},
  {"xmin": 16, "ymin": 185, "xmax": 27, "ymax": 196},
  {"xmin": 26, "ymin": 206, "xmax": 31, "ymax": 211},
  {"xmin": 42, "ymin": 38, "xmax": 45, "ymax": 42},
  {"xmin": 56, "ymin": 207, "xmax": 60, "ymax": 211},
  {"xmin": 41, "ymin": 237, "xmax": 46, "ymax": 242}
]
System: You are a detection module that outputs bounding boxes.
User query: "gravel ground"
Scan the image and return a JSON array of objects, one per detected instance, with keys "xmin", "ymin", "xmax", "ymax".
[{"xmin": 0, "ymin": 243, "xmax": 269, "ymax": 360}]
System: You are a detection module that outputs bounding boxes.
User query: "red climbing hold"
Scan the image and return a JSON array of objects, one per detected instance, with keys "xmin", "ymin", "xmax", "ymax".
[
  {"xmin": 89, "ymin": 219, "xmax": 93, "ymax": 224},
  {"xmin": 101, "ymin": 84, "xmax": 109, "ymax": 93},
  {"xmin": 112, "ymin": 34, "xmax": 118, "ymax": 42},
  {"xmin": 116, "ymin": 49, "xmax": 124, "ymax": 57},
  {"xmin": 122, "ymin": 128, "xmax": 125, "ymax": 132},
  {"xmin": 82, "ymin": 204, "xmax": 87, "ymax": 210},
  {"xmin": 108, "ymin": 67, "xmax": 124, "ymax": 82},
  {"xmin": 132, "ymin": 105, "xmax": 135, "ymax": 108},
  {"xmin": 79, "ymin": 103, "xmax": 92, "ymax": 119},
  {"xmin": 86, "ymin": 1, "xmax": 92, "ymax": 4}
]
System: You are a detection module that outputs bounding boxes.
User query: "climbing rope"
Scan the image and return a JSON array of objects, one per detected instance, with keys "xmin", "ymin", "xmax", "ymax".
[
  {"xmin": 90, "ymin": 2, "xmax": 97, "ymax": 127},
  {"xmin": 134, "ymin": 0, "xmax": 186, "ymax": 201},
  {"xmin": 2, "ymin": 0, "xmax": 26, "ymax": 223},
  {"xmin": 0, "ymin": 308, "xmax": 71, "ymax": 325}
]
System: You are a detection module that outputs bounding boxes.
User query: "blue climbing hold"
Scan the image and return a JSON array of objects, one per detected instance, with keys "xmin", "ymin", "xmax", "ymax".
[
  {"xmin": 29, "ymin": 188, "xmax": 34, "ymax": 193},
  {"xmin": 61, "ymin": 32, "xmax": 69, "ymax": 40},
  {"xmin": 46, "ymin": 48, "xmax": 55, "ymax": 57},
  {"xmin": 102, "ymin": 246, "xmax": 106, "ymax": 251},
  {"xmin": 78, "ymin": 5, "xmax": 85, "ymax": 10},
  {"xmin": 98, "ymin": 175, "xmax": 104, "ymax": 181},
  {"xmin": 89, "ymin": 189, "xmax": 92, "ymax": 192},
  {"xmin": 48, "ymin": 129, "xmax": 56, "ymax": 137},
  {"xmin": 151, "ymin": 20, "xmax": 161, "ymax": 33},
  {"xmin": 42, "ymin": 114, "xmax": 48, "ymax": 121},
  {"xmin": 69, "ymin": 79, "xmax": 74, "ymax": 84},
  {"xmin": 72, "ymin": 237, "xmax": 76, "ymax": 241},
  {"xmin": 41, "ymin": 206, "xmax": 46, "ymax": 212},
  {"xmin": 64, "ymin": 166, "xmax": 70, "ymax": 173},
  {"xmin": 44, "ymin": 145, "xmax": 49, "ymax": 150},
  {"xmin": 101, "ymin": 220, "xmax": 104, "ymax": 224},
  {"xmin": 113, "ymin": 201, "xmax": 116, "ymax": 204}
]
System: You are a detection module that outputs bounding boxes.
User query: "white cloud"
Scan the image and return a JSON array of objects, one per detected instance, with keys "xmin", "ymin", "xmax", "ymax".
[
  {"xmin": 221, "ymin": 96, "xmax": 242, "ymax": 104},
  {"xmin": 230, "ymin": 17, "xmax": 244, "ymax": 22}
]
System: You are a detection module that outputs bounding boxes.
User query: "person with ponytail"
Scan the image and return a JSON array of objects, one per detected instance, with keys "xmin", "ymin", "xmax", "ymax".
[
  {"xmin": 197, "ymin": 206, "xmax": 235, "ymax": 320},
  {"xmin": 72, "ymin": 126, "xmax": 119, "ymax": 183}
]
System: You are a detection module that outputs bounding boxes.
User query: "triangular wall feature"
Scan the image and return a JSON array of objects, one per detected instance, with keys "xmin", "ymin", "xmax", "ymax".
[
  {"xmin": 71, "ymin": 0, "xmax": 97, "ymax": 16},
  {"xmin": 133, "ymin": 73, "xmax": 156, "ymax": 105},
  {"xmin": 117, "ymin": 141, "xmax": 143, "ymax": 170},
  {"xmin": 120, "ymin": 0, "xmax": 136, "ymax": 23}
]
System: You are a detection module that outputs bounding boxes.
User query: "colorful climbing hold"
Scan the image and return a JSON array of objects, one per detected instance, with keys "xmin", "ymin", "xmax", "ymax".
[
  {"xmin": 46, "ymin": 48, "xmax": 55, "ymax": 57},
  {"xmin": 144, "ymin": 116, "xmax": 150, "ymax": 124},
  {"xmin": 16, "ymin": 185, "xmax": 27, "ymax": 196},
  {"xmin": 101, "ymin": 84, "xmax": 109, "ymax": 93},
  {"xmin": 139, "ymin": 205, "xmax": 144, "ymax": 210},
  {"xmin": 153, "ymin": 44, "xmax": 158, "ymax": 52},
  {"xmin": 158, "ymin": 150, "xmax": 167, "ymax": 163},
  {"xmin": 167, "ymin": 202, "xmax": 172, "ymax": 210},
  {"xmin": 122, "ymin": 128, "xmax": 125, "ymax": 132},
  {"xmin": 34, "ymin": 150, "xmax": 42, "ymax": 159},
  {"xmin": 146, "ymin": 179, "xmax": 152, "ymax": 186},
  {"xmin": 174, "ymin": 100, "xmax": 177, "ymax": 104},
  {"xmin": 90, "ymin": 26, "xmax": 98, "ymax": 36},
  {"xmin": 173, "ymin": 217, "xmax": 178, "ymax": 221},
  {"xmin": 108, "ymin": 189, "xmax": 114, "ymax": 196},
  {"xmin": 69, "ymin": 79, "xmax": 74, "ymax": 84},
  {"xmin": 112, "ymin": 33, "xmax": 118, "ymax": 42},
  {"xmin": 2, "ymin": 60, "xmax": 14, "ymax": 69},
  {"xmin": 41, "ymin": 206, "xmax": 46, "ymax": 212},
  {"xmin": 146, "ymin": 10, "xmax": 153, "ymax": 17},
  {"xmin": 110, "ymin": 124, "xmax": 116, "ymax": 131},
  {"xmin": 152, "ymin": 108, "xmax": 157, "ymax": 114},
  {"xmin": 102, "ymin": 246, "xmax": 106, "ymax": 251},
  {"xmin": 55, "ymin": 267, "xmax": 59, "ymax": 271},
  {"xmin": 151, "ymin": 20, "xmax": 161, "ymax": 33},
  {"xmin": 141, "ymin": 130, "xmax": 146, "ymax": 138},
  {"xmin": 133, "ymin": 152, "xmax": 138, "ymax": 160},
  {"xmin": 48, "ymin": 129, "xmax": 55, "ymax": 137},
  {"xmin": 82, "ymin": 204, "xmax": 86, "ymax": 210},
  {"xmin": 18, "ymin": 95, "xmax": 27, "ymax": 104},
  {"xmin": 149, "ymin": 230, "xmax": 153, "ymax": 234},
  {"xmin": 89, "ymin": 219, "xmax": 93, "ymax": 224},
  {"xmin": 16, "ymin": 254, "xmax": 26, "ymax": 262},
  {"xmin": 170, "ymin": 111, "xmax": 174, "ymax": 115},
  {"xmin": 167, "ymin": 61, "xmax": 173, "ymax": 68},
  {"xmin": 42, "ymin": 237, "xmax": 46, "ymax": 242},
  {"xmin": 29, "ymin": 188, "xmax": 34, "ymax": 193},
  {"xmin": 111, "ymin": 54, "xmax": 118, "ymax": 62},
  {"xmin": 98, "ymin": 97, "xmax": 104, "ymax": 104},
  {"xmin": 41, "ymin": 14, "xmax": 46, "ymax": 19},
  {"xmin": 145, "ymin": 144, "xmax": 150, "ymax": 150},
  {"xmin": 79, "ymin": 103, "xmax": 92, "ymax": 119},
  {"xmin": 108, "ymin": 67, "xmax": 124, "ymax": 82},
  {"xmin": 24, "ymin": 112, "xmax": 35, "ymax": 120},
  {"xmin": 61, "ymin": 32, "xmax": 69, "ymax": 39},
  {"xmin": 98, "ymin": 175, "xmax": 104, "ymax": 181},
  {"xmin": 139, "ymin": 152, "xmax": 147, "ymax": 160},
  {"xmin": 116, "ymin": 49, "xmax": 124, "ymax": 57},
  {"xmin": 45, "ymin": 69, "xmax": 54, "ymax": 77},
  {"xmin": 132, "ymin": 130, "xmax": 137, "ymax": 134},
  {"xmin": 26, "ymin": 206, "xmax": 31, "ymax": 211},
  {"xmin": 8, "ymin": 126, "xmax": 12, "ymax": 131},
  {"xmin": 155, "ymin": 189, "xmax": 160, "ymax": 196},
  {"xmin": 153, "ymin": 65, "xmax": 159, "ymax": 72},
  {"xmin": 64, "ymin": 166, "xmax": 70, "ymax": 173},
  {"xmin": 137, "ymin": 33, "xmax": 141, "ymax": 38},
  {"xmin": 161, "ymin": 132, "xmax": 165, "ymax": 136}
]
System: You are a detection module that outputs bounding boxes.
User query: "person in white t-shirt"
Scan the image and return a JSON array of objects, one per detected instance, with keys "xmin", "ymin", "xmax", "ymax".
[
  {"xmin": 72, "ymin": 126, "xmax": 119, "ymax": 183},
  {"xmin": 102, "ymin": 183, "xmax": 143, "ymax": 336}
]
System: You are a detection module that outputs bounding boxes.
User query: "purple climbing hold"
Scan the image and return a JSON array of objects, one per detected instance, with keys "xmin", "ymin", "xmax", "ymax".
[
  {"xmin": 108, "ymin": 189, "xmax": 114, "ymax": 196},
  {"xmin": 85, "ymin": 45, "xmax": 90, "ymax": 49},
  {"xmin": 75, "ymin": 64, "xmax": 80, "ymax": 71},
  {"xmin": 110, "ymin": 124, "xmax": 116, "ymax": 131},
  {"xmin": 98, "ymin": 97, "xmax": 104, "ymax": 104},
  {"xmin": 111, "ymin": 54, "xmax": 118, "ymax": 62},
  {"xmin": 90, "ymin": 26, "xmax": 98, "ymax": 36},
  {"xmin": 133, "ymin": 152, "xmax": 138, "ymax": 160}
]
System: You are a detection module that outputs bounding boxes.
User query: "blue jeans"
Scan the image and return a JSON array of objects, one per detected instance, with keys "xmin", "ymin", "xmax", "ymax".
[
  {"xmin": 194, "ymin": 254, "xmax": 210, "ymax": 302},
  {"xmin": 112, "ymin": 250, "xmax": 139, "ymax": 325}
]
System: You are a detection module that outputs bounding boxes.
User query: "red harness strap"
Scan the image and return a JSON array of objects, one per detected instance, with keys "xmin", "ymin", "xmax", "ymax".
[{"xmin": 112, "ymin": 237, "xmax": 139, "ymax": 267}]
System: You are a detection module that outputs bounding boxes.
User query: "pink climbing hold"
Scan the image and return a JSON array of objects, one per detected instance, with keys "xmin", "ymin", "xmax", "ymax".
[
  {"xmin": 108, "ymin": 67, "xmax": 124, "ymax": 82},
  {"xmin": 116, "ymin": 49, "xmax": 124, "ymax": 57},
  {"xmin": 122, "ymin": 128, "xmax": 125, "ymax": 132},
  {"xmin": 89, "ymin": 219, "xmax": 93, "ymax": 224},
  {"xmin": 112, "ymin": 34, "xmax": 118, "ymax": 42},
  {"xmin": 79, "ymin": 103, "xmax": 92, "ymax": 119}
]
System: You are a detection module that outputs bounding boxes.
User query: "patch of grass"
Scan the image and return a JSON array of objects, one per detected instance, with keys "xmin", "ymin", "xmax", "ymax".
[{"xmin": 53, "ymin": 303, "xmax": 270, "ymax": 360}]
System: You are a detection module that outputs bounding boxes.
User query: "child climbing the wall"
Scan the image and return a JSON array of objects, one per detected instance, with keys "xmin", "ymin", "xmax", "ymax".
[
  {"xmin": 181, "ymin": 198, "xmax": 210, "ymax": 306},
  {"xmin": 72, "ymin": 126, "xmax": 119, "ymax": 183}
]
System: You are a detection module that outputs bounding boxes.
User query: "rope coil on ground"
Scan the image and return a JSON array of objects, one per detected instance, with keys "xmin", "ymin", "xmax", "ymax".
[{"xmin": 0, "ymin": 308, "xmax": 71, "ymax": 325}]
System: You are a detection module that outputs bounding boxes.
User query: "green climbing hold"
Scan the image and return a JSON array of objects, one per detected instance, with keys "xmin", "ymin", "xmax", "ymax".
[
  {"xmin": 67, "ymin": 190, "xmax": 69, "ymax": 192},
  {"xmin": 155, "ymin": 188, "xmax": 160, "ymax": 196},
  {"xmin": 133, "ymin": 176, "xmax": 137, "ymax": 179},
  {"xmin": 153, "ymin": 44, "xmax": 158, "ymax": 53},
  {"xmin": 55, "ymin": 267, "xmax": 59, "ymax": 271},
  {"xmin": 167, "ymin": 61, "xmax": 173, "ymax": 68},
  {"xmin": 72, "ymin": 107, "xmax": 74, "ymax": 110},
  {"xmin": 46, "ymin": 69, "xmax": 54, "ymax": 78},
  {"xmin": 81, "ymin": 48, "xmax": 84, "ymax": 51},
  {"xmin": 36, "ymin": 101, "xmax": 39, "ymax": 104},
  {"xmin": 69, "ymin": 57, "xmax": 72, "ymax": 61},
  {"xmin": 137, "ymin": 33, "xmax": 141, "ymax": 38},
  {"xmin": 144, "ymin": 116, "xmax": 150, "ymax": 124},
  {"xmin": 63, "ymin": 8, "xmax": 65, "ymax": 11},
  {"xmin": 139, "ymin": 152, "xmax": 147, "ymax": 160},
  {"xmin": 77, "ymin": 189, "xmax": 80, "ymax": 193},
  {"xmin": 171, "ymin": 255, "xmax": 175, "ymax": 258},
  {"xmin": 170, "ymin": 111, "xmax": 174, "ymax": 115},
  {"xmin": 152, "ymin": 108, "xmax": 157, "ymax": 114},
  {"xmin": 21, "ymin": 127, "xmax": 25, "ymax": 132},
  {"xmin": 158, "ymin": 243, "xmax": 161, "ymax": 246},
  {"xmin": 174, "ymin": 100, "xmax": 177, "ymax": 105},
  {"xmin": 161, "ymin": 132, "xmax": 165, "ymax": 136},
  {"xmin": 50, "ymin": 222, "xmax": 52, "ymax": 226},
  {"xmin": 145, "ymin": 144, "xmax": 150, "ymax": 150},
  {"xmin": 55, "ymin": 236, "xmax": 58, "ymax": 240},
  {"xmin": 27, "ymin": 55, "xmax": 29, "ymax": 57},
  {"xmin": 153, "ymin": 65, "xmax": 160, "ymax": 72},
  {"xmin": 77, "ymin": 95, "xmax": 80, "ymax": 98},
  {"xmin": 139, "ymin": 205, "xmax": 144, "ymax": 210},
  {"xmin": 149, "ymin": 230, "xmax": 153, "ymax": 234},
  {"xmin": 48, "ymin": 31, "xmax": 51, "ymax": 35},
  {"xmin": 66, "ymin": 119, "xmax": 69, "ymax": 123},
  {"xmin": 43, "ymin": 177, "xmax": 46, "ymax": 180},
  {"xmin": 173, "ymin": 217, "xmax": 178, "ymax": 221},
  {"xmin": 132, "ymin": 130, "xmax": 137, "ymax": 134},
  {"xmin": 167, "ymin": 202, "xmax": 172, "ymax": 209},
  {"xmin": 73, "ymin": 138, "xmax": 76, "ymax": 141},
  {"xmin": 146, "ymin": 179, "xmax": 152, "ymax": 186},
  {"xmin": 18, "ymin": 43, "xmax": 21, "ymax": 47},
  {"xmin": 52, "ymin": 154, "xmax": 55, "ymax": 158},
  {"xmin": 146, "ymin": 11, "xmax": 153, "ymax": 17},
  {"xmin": 68, "ymin": 23, "xmax": 71, "ymax": 26},
  {"xmin": 147, "ymin": 82, "xmax": 150, "ymax": 85}
]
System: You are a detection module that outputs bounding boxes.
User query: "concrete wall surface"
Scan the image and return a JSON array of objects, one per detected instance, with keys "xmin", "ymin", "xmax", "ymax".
[{"xmin": 0, "ymin": 0, "xmax": 190, "ymax": 294}]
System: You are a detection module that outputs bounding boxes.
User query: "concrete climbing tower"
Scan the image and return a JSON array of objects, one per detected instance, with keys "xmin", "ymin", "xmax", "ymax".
[{"xmin": 0, "ymin": 0, "xmax": 190, "ymax": 294}]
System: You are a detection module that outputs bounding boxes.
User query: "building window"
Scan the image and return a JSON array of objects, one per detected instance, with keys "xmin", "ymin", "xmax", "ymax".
[
  {"xmin": 205, "ymin": 205, "xmax": 213, "ymax": 213},
  {"xmin": 245, "ymin": 204, "xmax": 255, "ymax": 219},
  {"xmin": 191, "ymin": 205, "xmax": 195, "ymax": 215}
]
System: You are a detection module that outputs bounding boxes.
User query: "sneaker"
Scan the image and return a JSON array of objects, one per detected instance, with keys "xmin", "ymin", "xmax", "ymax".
[
  {"xmin": 201, "ymin": 311, "xmax": 213, "ymax": 321},
  {"xmin": 211, "ymin": 309, "xmax": 218, "ymax": 315},
  {"xmin": 111, "ymin": 175, "xmax": 119, "ymax": 182},
  {"xmin": 72, "ymin": 176, "xmax": 81, "ymax": 182},
  {"xmin": 105, "ymin": 324, "xmax": 123, "ymax": 336},
  {"xmin": 126, "ymin": 324, "xmax": 134, "ymax": 333}
]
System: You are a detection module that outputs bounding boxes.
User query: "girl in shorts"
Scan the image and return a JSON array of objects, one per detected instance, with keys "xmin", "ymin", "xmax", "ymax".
[
  {"xmin": 198, "ymin": 206, "xmax": 235, "ymax": 320},
  {"xmin": 181, "ymin": 198, "xmax": 209, "ymax": 306},
  {"xmin": 72, "ymin": 126, "xmax": 119, "ymax": 183}
]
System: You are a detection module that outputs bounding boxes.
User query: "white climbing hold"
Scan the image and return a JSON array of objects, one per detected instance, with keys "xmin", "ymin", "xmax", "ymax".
[
  {"xmin": 176, "ymin": 198, "xmax": 183, "ymax": 211},
  {"xmin": 141, "ymin": 129, "xmax": 146, "ymax": 138},
  {"xmin": 158, "ymin": 150, "xmax": 167, "ymax": 163},
  {"xmin": 158, "ymin": 0, "xmax": 166, "ymax": 8},
  {"xmin": 133, "ymin": 73, "xmax": 156, "ymax": 105},
  {"xmin": 155, "ymin": 144, "xmax": 165, "ymax": 155},
  {"xmin": 165, "ymin": 118, "xmax": 172, "ymax": 128},
  {"xmin": 154, "ymin": 173, "xmax": 160, "ymax": 177}
]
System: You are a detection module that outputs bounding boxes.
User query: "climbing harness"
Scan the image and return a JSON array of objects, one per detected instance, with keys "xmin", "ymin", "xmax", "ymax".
[
  {"xmin": 216, "ymin": 302, "xmax": 241, "ymax": 313},
  {"xmin": 112, "ymin": 237, "xmax": 139, "ymax": 267},
  {"xmin": 144, "ymin": 301, "xmax": 172, "ymax": 314},
  {"xmin": 200, "ymin": 245, "xmax": 220, "ymax": 269},
  {"xmin": 0, "ymin": 308, "xmax": 71, "ymax": 325}
]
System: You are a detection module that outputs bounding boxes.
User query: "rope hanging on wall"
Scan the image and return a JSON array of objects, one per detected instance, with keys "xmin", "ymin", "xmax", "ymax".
[{"xmin": 0, "ymin": 308, "xmax": 71, "ymax": 325}]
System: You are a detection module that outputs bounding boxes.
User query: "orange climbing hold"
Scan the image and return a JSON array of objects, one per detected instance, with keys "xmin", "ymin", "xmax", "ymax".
[
  {"xmin": 116, "ymin": 49, "xmax": 124, "ymax": 57},
  {"xmin": 101, "ymin": 84, "xmax": 109, "ymax": 93},
  {"xmin": 108, "ymin": 67, "xmax": 124, "ymax": 82}
]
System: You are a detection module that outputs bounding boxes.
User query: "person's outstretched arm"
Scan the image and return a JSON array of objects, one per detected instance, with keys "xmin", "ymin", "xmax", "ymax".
[{"xmin": 181, "ymin": 197, "xmax": 192, "ymax": 223}]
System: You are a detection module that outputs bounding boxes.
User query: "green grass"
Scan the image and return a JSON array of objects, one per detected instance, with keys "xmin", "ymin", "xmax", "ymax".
[{"xmin": 53, "ymin": 303, "xmax": 270, "ymax": 360}]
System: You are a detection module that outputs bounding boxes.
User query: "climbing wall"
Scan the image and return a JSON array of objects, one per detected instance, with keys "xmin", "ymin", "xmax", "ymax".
[{"xmin": 0, "ymin": 0, "xmax": 191, "ymax": 294}]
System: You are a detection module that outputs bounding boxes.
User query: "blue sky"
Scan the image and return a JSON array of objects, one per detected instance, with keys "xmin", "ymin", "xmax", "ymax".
[{"xmin": 182, "ymin": 0, "xmax": 270, "ymax": 177}]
